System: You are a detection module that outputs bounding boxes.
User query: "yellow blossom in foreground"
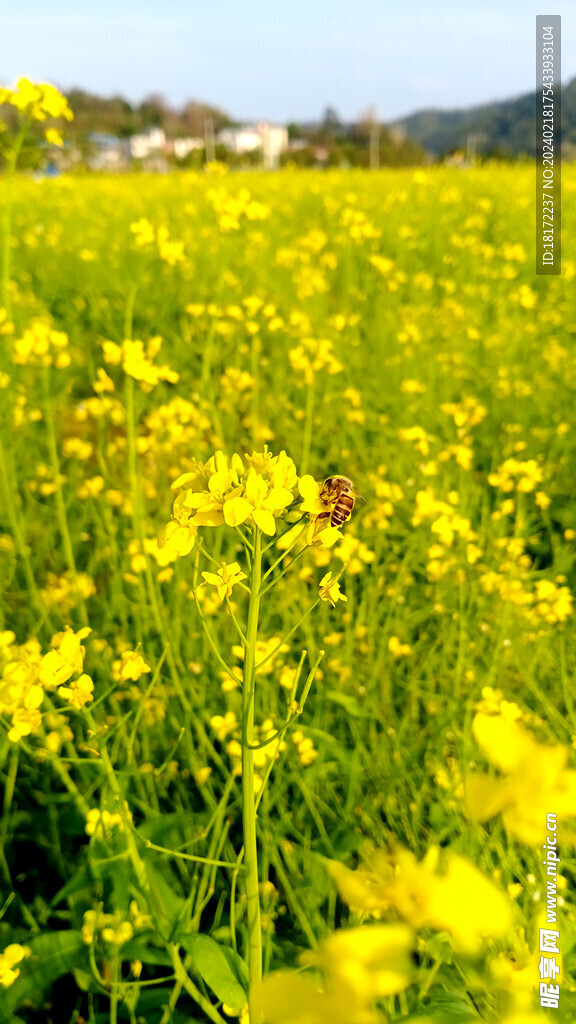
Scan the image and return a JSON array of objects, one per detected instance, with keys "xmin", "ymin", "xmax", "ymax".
[
  {"xmin": 466, "ymin": 712, "xmax": 576, "ymax": 844},
  {"xmin": 118, "ymin": 650, "xmax": 152, "ymax": 682},
  {"xmin": 259, "ymin": 924, "xmax": 414, "ymax": 1024},
  {"xmin": 160, "ymin": 492, "xmax": 198, "ymax": 556},
  {"xmin": 58, "ymin": 672, "xmax": 94, "ymax": 710},
  {"xmin": 201, "ymin": 562, "xmax": 247, "ymax": 601},
  {"xmin": 298, "ymin": 475, "xmax": 344, "ymax": 547},
  {"xmin": 0, "ymin": 944, "xmax": 31, "ymax": 988},
  {"xmin": 319, "ymin": 572, "xmax": 347, "ymax": 607},
  {"xmin": 328, "ymin": 845, "xmax": 513, "ymax": 953},
  {"xmin": 162, "ymin": 449, "xmax": 300, "ymax": 551},
  {"xmin": 533, "ymin": 579, "xmax": 573, "ymax": 624},
  {"xmin": 121, "ymin": 337, "xmax": 179, "ymax": 390},
  {"xmin": 12, "ymin": 321, "xmax": 70, "ymax": 368},
  {"xmin": 488, "ymin": 458, "xmax": 543, "ymax": 493},
  {"xmin": 39, "ymin": 627, "xmax": 91, "ymax": 688},
  {"xmin": 0, "ymin": 78, "xmax": 73, "ymax": 123},
  {"xmin": 224, "ymin": 468, "xmax": 294, "ymax": 536}
]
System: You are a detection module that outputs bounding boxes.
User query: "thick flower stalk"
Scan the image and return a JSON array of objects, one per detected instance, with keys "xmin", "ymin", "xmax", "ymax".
[{"xmin": 160, "ymin": 448, "xmax": 356, "ymax": 1022}]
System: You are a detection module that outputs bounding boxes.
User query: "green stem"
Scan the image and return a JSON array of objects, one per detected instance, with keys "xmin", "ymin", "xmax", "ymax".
[
  {"xmin": 250, "ymin": 332, "xmax": 261, "ymax": 443},
  {"xmin": 242, "ymin": 528, "xmax": 263, "ymax": 1022},
  {"xmin": 0, "ymin": 433, "xmax": 52, "ymax": 631},
  {"xmin": 125, "ymin": 374, "xmax": 186, "ymax": 685},
  {"xmin": 110, "ymin": 957, "xmax": 119, "ymax": 1024},
  {"xmin": 124, "ymin": 282, "xmax": 138, "ymax": 340},
  {"xmin": 42, "ymin": 367, "xmax": 88, "ymax": 624},
  {"xmin": 1, "ymin": 125, "xmax": 26, "ymax": 322},
  {"xmin": 300, "ymin": 376, "xmax": 315, "ymax": 476}
]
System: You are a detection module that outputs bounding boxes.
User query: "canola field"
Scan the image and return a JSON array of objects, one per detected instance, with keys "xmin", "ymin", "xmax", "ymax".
[{"xmin": 0, "ymin": 162, "xmax": 576, "ymax": 1024}]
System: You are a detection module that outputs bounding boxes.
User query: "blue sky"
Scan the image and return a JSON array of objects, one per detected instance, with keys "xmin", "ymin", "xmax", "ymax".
[{"xmin": 2, "ymin": 1, "xmax": 573, "ymax": 123}]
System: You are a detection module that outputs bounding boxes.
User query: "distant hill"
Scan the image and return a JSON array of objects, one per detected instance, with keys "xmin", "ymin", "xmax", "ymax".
[{"xmin": 391, "ymin": 77, "xmax": 576, "ymax": 158}]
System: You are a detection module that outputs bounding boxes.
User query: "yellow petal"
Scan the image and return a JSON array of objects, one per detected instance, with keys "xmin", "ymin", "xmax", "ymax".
[
  {"xmin": 263, "ymin": 486, "xmax": 294, "ymax": 511},
  {"xmin": 253, "ymin": 508, "xmax": 276, "ymax": 535},
  {"xmin": 465, "ymin": 773, "xmax": 511, "ymax": 822},
  {"xmin": 223, "ymin": 497, "xmax": 253, "ymax": 527},
  {"xmin": 160, "ymin": 521, "xmax": 196, "ymax": 556},
  {"xmin": 24, "ymin": 684, "xmax": 44, "ymax": 710},
  {"xmin": 318, "ymin": 526, "xmax": 342, "ymax": 547},
  {"xmin": 472, "ymin": 713, "xmax": 537, "ymax": 773},
  {"xmin": 193, "ymin": 507, "xmax": 225, "ymax": 526},
  {"xmin": 245, "ymin": 468, "xmax": 267, "ymax": 505},
  {"xmin": 298, "ymin": 475, "xmax": 319, "ymax": 499}
]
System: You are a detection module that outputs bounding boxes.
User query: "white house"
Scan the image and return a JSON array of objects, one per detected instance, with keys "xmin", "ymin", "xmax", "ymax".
[
  {"xmin": 217, "ymin": 122, "xmax": 288, "ymax": 168},
  {"xmin": 86, "ymin": 133, "xmax": 127, "ymax": 171},
  {"xmin": 172, "ymin": 137, "xmax": 204, "ymax": 160},
  {"xmin": 129, "ymin": 127, "xmax": 166, "ymax": 160}
]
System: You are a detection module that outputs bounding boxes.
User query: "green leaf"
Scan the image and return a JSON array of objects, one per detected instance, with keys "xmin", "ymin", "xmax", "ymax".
[
  {"xmin": 50, "ymin": 866, "xmax": 92, "ymax": 907},
  {"xmin": 324, "ymin": 689, "xmax": 370, "ymax": 717},
  {"xmin": 136, "ymin": 810, "xmax": 208, "ymax": 847},
  {"xmin": 121, "ymin": 939, "xmax": 174, "ymax": 967},
  {"xmin": 418, "ymin": 991, "xmax": 481, "ymax": 1022},
  {"xmin": 144, "ymin": 861, "xmax": 188, "ymax": 933},
  {"xmin": 176, "ymin": 933, "xmax": 248, "ymax": 1010},
  {"xmin": 0, "ymin": 930, "xmax": 86, "ymax": 1024}
]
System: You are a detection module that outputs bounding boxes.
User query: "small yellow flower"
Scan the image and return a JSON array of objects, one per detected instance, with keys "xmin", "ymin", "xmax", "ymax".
[
  {"xmin": 388, "ymin": 636, "xmax": 411, "ymax": 658},
  {"xmin": 0, "ymin": 943, "xmax": 31, "ymax": 988},
  {"xmin": 45, "ymin": 128, "xmax": 63, "ymax": 146},
  {"xmin": 201, "ymin": 561, "xmax": 247, "ymax": 601},
  {"xmin": 466, "ymin": 712, "xmax": 576, "ymax": 843},
  {"xmin": 118, "ymin": 650, "xmax": 151, "ymax": 682},
  {"xmin": 319, "ymin": 571, "xmax": 347, "ymax": 607},
  {"xmin": 223, "ymin": 468, "xmax": 294, "ymax": 536},
  {"xmin": 58, "ymin": 672, "xmax": 94, "ymax": 710}
]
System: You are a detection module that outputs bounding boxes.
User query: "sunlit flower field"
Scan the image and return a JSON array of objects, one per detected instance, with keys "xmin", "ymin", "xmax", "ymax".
[{"xmin": 1, "ymin": 150, "xmax": 576, "ymax": 1023}]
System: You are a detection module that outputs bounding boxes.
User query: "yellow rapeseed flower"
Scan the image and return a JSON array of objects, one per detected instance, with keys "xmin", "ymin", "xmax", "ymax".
[
  {"xmin": 201, "ymin": 562, "xmax": 247, "ymax": 601},
  {"xmin": 466, "ymin": 711, "xmax": 576, "ymax": 844},
  {"xmin": 319, "ymin": 571, "xmax": 347, "ymax": 607},
  {"xmin": 0, "ymin": 944, "xmax": 31, "ymax": 988}
]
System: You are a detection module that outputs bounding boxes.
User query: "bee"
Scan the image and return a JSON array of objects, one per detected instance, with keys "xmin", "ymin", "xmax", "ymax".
[{"xmin": 319, "ymin": 475, "xmax": 359, "ymax": 528}]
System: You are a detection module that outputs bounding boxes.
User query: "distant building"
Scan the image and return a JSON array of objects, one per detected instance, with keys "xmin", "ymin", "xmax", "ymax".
[
  {"xmin": 218, "ymin": 122, "xmax": 288, "ymax": 169},
  {"xmin": 129, "ymin": 127, "xmax": 166, "ymax": 161},
  {"xmin": 86, "ymin": 132, "xmax": 126, "ymax": 171},
  {"xmin": 171, "ymin": 137, "xmax": 204, "ymax": 160}
]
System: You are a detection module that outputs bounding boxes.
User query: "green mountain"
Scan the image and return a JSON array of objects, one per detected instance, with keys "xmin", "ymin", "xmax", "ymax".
[{"xmin": 392, "ymin": 77, "xmax": 576, "ymax": 158}]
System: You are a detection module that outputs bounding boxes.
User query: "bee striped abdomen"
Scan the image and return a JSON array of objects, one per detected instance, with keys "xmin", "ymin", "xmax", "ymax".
[
  {"xmin": 330, "ymin": 495, "xmax": 354, "ymax": 527},
  {"xmin": 320, "ymin": 475, "xmax": 357, "ymax": 530}
]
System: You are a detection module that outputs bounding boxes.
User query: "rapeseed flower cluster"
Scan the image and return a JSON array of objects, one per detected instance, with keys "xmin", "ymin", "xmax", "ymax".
[
  {"xmin": 289, "ymin": 337, "xmax": 343, "ymax": 384},
  {"xmin": 466, "ymin": 708, "xmax": 576, "ymax": 844},
  {"xmin": 0, "ymin": 943, "xmax": 31, "ymax": 988},
  {"xmin": 488, "ymin": 458, "xmax": 543, "ymax": 493},
  {"xmin": 0, "ymin": 627, "xmax": 93, "ymax": 741},
  {"xmin": 130, "ymin": 218, "xmax": 185, "ymax": 265},
  {"xmin": 12, "ymin": 320, "xmax": 70, "ymax": 368},
  {"xmin": 328, "ymin": 845, "xmax": 513, "ymax": 953},
  {"xmin": 102, "ymin": 337, "xmax": 179, "ymax": 391},
  {"xmin": 0, "ymin": 78, "xmax": 72, "ymax": 144},
  {"xmin": 207, "ymin": 187, "xmax": 270, "ymax": 231},
  {"xmin": 85, "ymin": 805, "xmax": 133, "ymax": 837},
  {"xmin": 260, "ymin": 924, "xmax": 414, "ymax": 1024},
  {"xmin": 82, "ymin": 901, "xmax": 151, "ymax": 947},
  {"xmin": 162, "ymin": 448, "xmax": 354, "ymax": 558}
]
